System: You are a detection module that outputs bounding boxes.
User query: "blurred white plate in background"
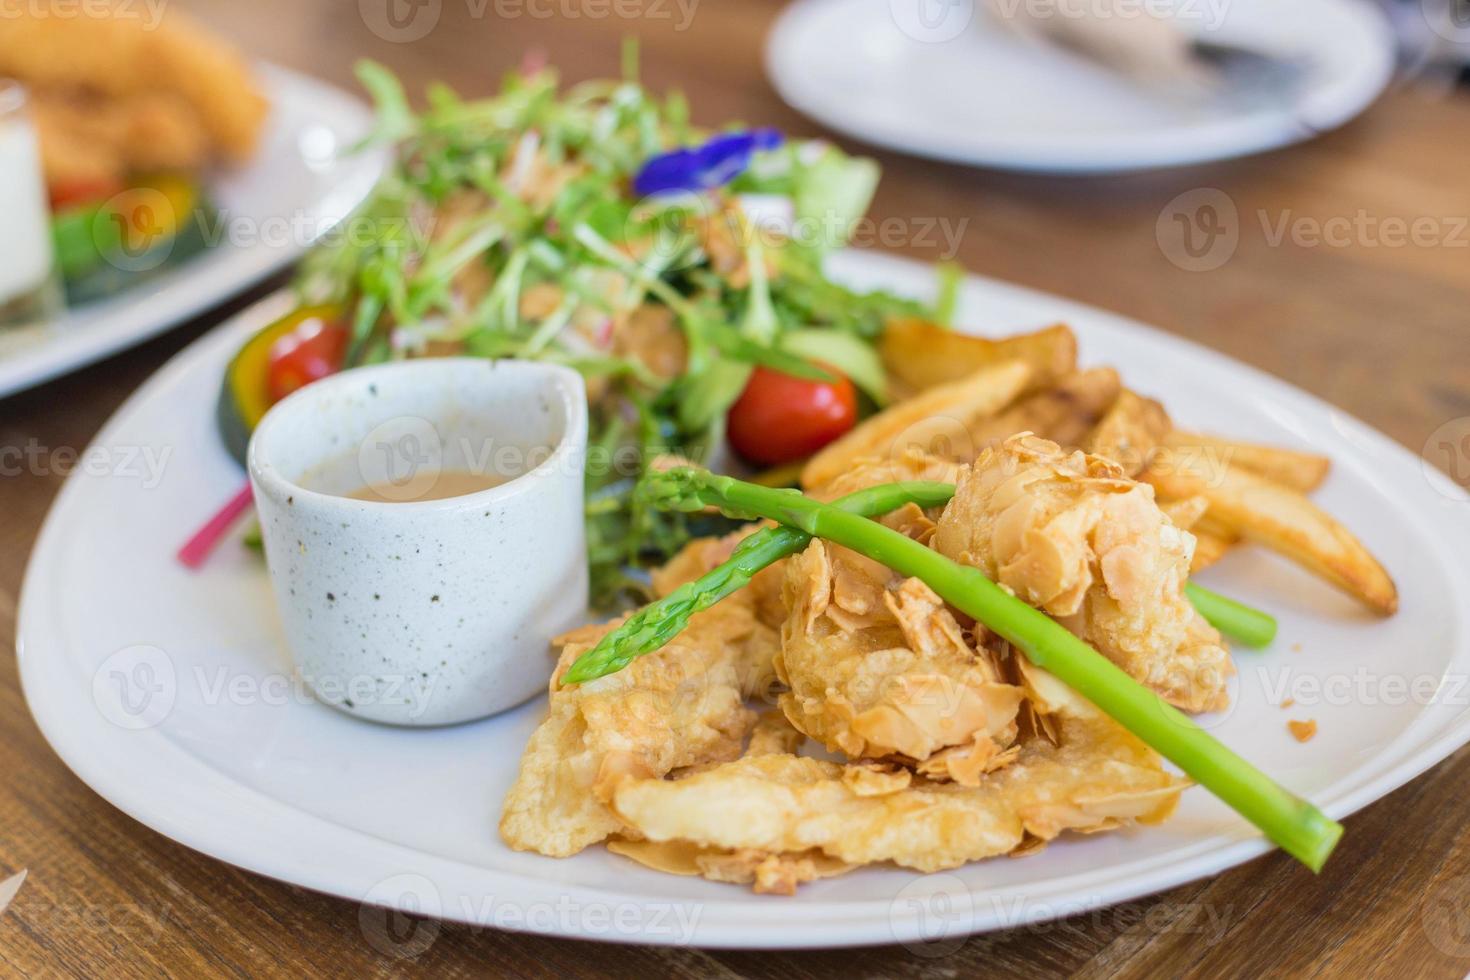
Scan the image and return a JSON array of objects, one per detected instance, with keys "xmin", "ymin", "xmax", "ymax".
[
  {"xmin": 0, "ymin": 64, "xmax": 384, "ymax": 400},
  {"xmin": 766, "ymin": 0, "xmax": 1396, "ymax": 173}
]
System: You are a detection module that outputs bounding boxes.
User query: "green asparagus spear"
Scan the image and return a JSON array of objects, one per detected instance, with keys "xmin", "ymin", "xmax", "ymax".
[
  {"xmin": 562, "ymin": 480, "xmax": 958, "ymax": 685},
  {"xmin": 571, "ymin": 482, "xmax": 1275, "ymax": 678},
  {"xmin": 1186, "ymin": 582, "xmax": 1278, "ymax": 648},
  {"xmin": 638, "ymin": 468, "xmax": 1342, "ymax": 872}
]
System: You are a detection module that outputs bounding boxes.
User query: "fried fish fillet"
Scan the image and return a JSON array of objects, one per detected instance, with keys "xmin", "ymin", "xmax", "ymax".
[
  {"xmin": 781, "ymin": 454, "xmax": 1025, "ymax": 771},
  {"xmin": 604, "ymin": 711, "xmax": 854, "ymax": 895},
  {"xmin": 777, "ymin": 541, "xmax": 1025, "ymax": 770},
  {"xmin": 498, "ymin": 536, "xmax": 779, "ymax": 857},
  {"xmin": 607, "ymin": 675, "xmax": 1185, "ymax": 877},
  {"xmin": 933, "ymin": 434, "xmax": 1233, "ymax": 713}
]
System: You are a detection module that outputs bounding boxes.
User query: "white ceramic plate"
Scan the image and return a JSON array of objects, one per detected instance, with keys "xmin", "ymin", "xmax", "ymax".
[
  {"xmin": 0, "ymin": 65, "xmax": 384, "ymax": 399},
  {"xmin": 17, "ymin": 252, "xmax": 1470, "ymax": 949},
  {"xmin": 765, "ymin": 0, "xmax": 1396, "ymax": 173}
]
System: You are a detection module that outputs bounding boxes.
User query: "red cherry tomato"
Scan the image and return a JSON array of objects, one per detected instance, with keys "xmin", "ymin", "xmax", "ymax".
[
  {"xmin": 49, "ymin": 176, "xmax": 126, "ymax": 211},
  {"xmin": 727, "ymin": 364, "xmax": 858, "ymax": 466},
  {"xmin": 266, "ymin": 314, "xmax": 349, "ymax": 404}
]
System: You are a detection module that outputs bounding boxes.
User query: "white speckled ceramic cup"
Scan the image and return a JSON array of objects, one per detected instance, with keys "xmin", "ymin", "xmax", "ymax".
[{"xmin": 247, "ymin": 358, "xmax": 588, "ymax": 726}]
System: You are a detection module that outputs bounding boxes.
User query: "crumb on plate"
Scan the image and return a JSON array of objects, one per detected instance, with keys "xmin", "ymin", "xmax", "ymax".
[{"xmin": 1287, "ymin": 719, "xmax": 1317, "ymax": 742}]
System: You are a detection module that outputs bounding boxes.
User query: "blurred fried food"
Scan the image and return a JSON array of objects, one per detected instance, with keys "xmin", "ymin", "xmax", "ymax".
[{"xmin": 0, "ymin": 1, "xmax": 267, "ymax": 187}]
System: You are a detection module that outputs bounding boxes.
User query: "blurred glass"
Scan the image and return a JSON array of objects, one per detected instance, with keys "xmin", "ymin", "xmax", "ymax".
[{"xmin": 0, "ymin": 79, "xmax": 62, "ymax": 328}]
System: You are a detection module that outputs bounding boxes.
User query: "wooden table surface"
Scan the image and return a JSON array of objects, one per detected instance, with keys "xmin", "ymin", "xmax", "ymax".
[{"xmin": 3, "ymin": 1, "xmax": 1469, "ymax": 975}]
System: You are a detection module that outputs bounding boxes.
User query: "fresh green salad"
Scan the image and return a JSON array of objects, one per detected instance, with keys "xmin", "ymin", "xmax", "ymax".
[{"xmin": 218, "ymin": 48, "xmax": 943, "ymax": 605}]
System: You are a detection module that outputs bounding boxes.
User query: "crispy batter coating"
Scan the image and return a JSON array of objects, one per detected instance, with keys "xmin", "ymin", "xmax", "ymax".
[
  {"xmin": 933, "ymin": 434, "xmax": 1232, "ymax": 713},
  {"xmin": 777, "ymin": 541, "xmax": 1025, "ymax": 765},
  {"xmin": 779, "ymin": 453, "xmax": 1027, "ymax": 768},
  {"xmin": 744, "ymin": 709, "xmax": 807, "ymax": 757},
  {"xmin": 605, "ymin": 839, "xmax": 851, "ymax": 896},
  {"xmin": 498, "ymin": 537, "xmax": 779, "ymax": 857},
  {"xmin": 807, "ymin": 449, "xmax": 965, "ymax": 505},
  {"xmin": 607, "ymin": 677, "xmax": 1185, "ymax": 876},
  {"xmin": 604, "ymin": 710, "xmax": 852, "ymax": 895}
]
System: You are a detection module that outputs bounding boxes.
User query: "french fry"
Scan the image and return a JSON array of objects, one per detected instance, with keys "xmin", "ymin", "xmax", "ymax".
[
  {"xmin": 1143, "ymin": 448, "xmax": 1397, "ymax": 615},
  {"xmin": 800, "ymin": 360, "xmax": 1032, "ymax": 489},
  {"xmin": 1086, "ymin": 389, "xmax": 1172, "ymax": 476},
  {"xmin": 1190, "ymin": 530, "xmax": 1237, "ymax": 572},
  {"xmin": 881, "ymin": 319, "xmax": 1077, "ymax": 394},
  {"xmin": 1160, "ymin": 495, "xmax": 1209, "ymax": 531},
  {"xmin": 1163, "ymin": 431, "xmax": 1330, "ymax": 494},
  {"xmin": 1193, "ymin": 513, "xmax": 1237, "ymax": 540}
]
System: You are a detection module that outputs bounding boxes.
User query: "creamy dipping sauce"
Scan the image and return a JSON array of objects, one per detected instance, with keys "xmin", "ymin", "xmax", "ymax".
[{"xmin": 344, "ymin": 469, "xmax": 513, "ymax": 503}]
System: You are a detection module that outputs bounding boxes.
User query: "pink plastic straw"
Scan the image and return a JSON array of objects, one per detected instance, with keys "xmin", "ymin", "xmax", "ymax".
[{"xmin": 177, "ymin": 482, "xmax": 254, "ymax": 569}]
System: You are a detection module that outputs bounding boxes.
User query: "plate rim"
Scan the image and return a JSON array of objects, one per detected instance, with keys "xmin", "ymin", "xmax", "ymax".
[{"xmin": 17, "ymin": 255, "xmax": 1470, "ymax": 949}]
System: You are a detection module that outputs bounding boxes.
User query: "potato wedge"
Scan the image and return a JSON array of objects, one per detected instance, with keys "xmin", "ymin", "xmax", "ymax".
[
  {"xmin": 800, "ymin": 360, "xmax": 1032, "ymax": 489},
  {"xmin": 1162, "ymin": 431, "xmax": 1330, "ymax": 494},
  {"xmin": 881, "ymin": 319, "xmax": 1077, "ymax": 394},
  {"xmin": 1143, "ymin": 448, "xmax": 1397, "ymax": 615},
  {"xmin": 1086, "ymin": 389, "xmax": 1172, "ymax": 476}
]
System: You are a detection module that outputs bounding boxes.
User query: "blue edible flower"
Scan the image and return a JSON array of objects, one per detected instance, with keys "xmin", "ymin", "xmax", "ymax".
[{"xmin": 633, "ymin": 128, "xmax": 783, "ymax": 197}]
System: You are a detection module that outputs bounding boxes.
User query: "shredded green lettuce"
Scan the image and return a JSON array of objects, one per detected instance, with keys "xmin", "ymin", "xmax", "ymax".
[{"xmin": 297, "ymin": 59, "xmax": 944, "ymax": 606}]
